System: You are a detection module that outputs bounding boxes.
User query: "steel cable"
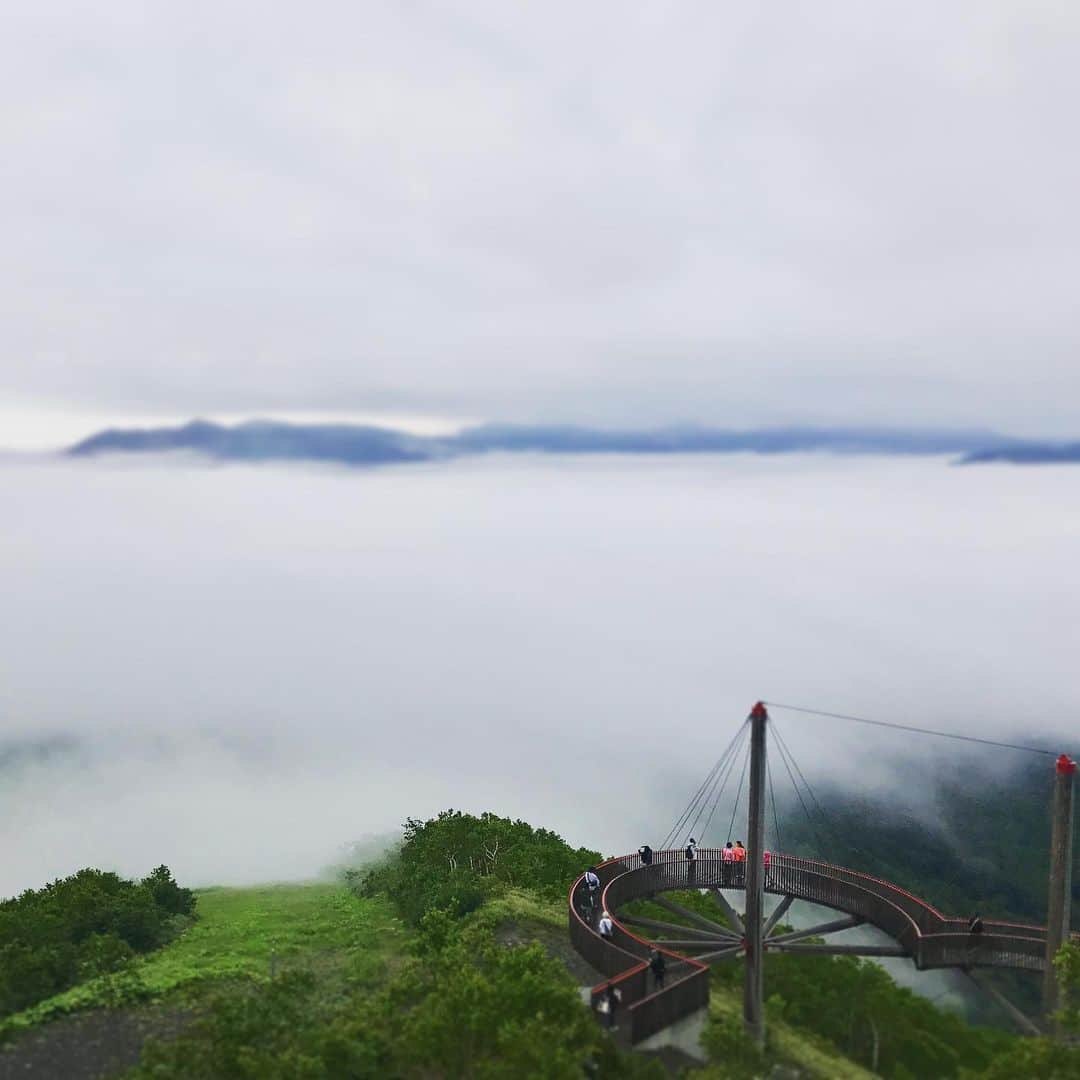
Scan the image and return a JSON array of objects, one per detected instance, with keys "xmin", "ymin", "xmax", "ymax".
[{"xmin": 662, "ymin": 719, "xmax": 749, "ymax": 849}]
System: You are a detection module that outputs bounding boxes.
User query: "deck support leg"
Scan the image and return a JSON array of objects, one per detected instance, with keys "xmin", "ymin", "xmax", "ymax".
[
  {"xmin": 967, "ymin": 972, "xmax": 1044, "ymax": 1037},
  {"xmin": 743, "ymin": 702, "xmax": 768, "ymax": 1044},
  {"xmin": 1043, "ymin": 754, "xmax": 1076, "ymax": 1025}
]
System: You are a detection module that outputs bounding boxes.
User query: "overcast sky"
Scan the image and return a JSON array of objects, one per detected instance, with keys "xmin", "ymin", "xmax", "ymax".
[{"xmin": 4, "ymin": 2, "xmax": 1079, "ymax": 446}]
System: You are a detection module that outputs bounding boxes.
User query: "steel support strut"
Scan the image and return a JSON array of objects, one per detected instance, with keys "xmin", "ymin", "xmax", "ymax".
[
  {"xmin": 652, "ymin": 896, "xmax": 738, "ymax": 937},
  {"xmin": 743, "ymin": 702, "xmax": 768, "ymax": 1043},
  {"xmin": 767, "ymin": 915, "xmax": 863, "ymax": 945},
  {"xmin": 710, "ymin": 888, "xmax": 746, "ymax": 936},
  {"xmin": 763, "ymin": 894, "xmax": 796, "ymax": 937}
]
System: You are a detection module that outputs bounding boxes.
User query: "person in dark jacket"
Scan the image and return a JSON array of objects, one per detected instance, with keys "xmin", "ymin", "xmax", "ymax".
[
  {"xmin": 649, "ymin": 947, "xmax": 667, "ymax": 989},
  {"xmin": 598, "ymin": 982, "xmax": 621, "ymax": 1029},
  {"xmin": 966, "ymin": 913, "xmax": 985, "ymax": 967},
  {"xmin": 638, "ymin": 844, "xmax": 653, "ymax": 866}
]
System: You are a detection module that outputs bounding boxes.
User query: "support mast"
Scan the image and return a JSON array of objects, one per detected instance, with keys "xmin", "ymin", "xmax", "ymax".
[
  {"xmin": 1043, "ymin": 753, "xmax": 1076, "ymax": 1020},
  {"xmin": 744, "ymin": 701, "xmax": 768, "ymax": 1043}
]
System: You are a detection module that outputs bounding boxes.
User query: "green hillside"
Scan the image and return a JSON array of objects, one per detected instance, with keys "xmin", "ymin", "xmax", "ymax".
[
  {"xmin": 778, "ymin": 755, "xmax": 1079, "ymax": 927},
  {"xmin": 1, "ymin": 882, "xmax": 402, "ymax": 1036},
  {"xmin": 0, "ymin": 881, "xmax": 877, "ymax": 1079},
  {"xmin": 1, "ymin": 807, "xmax": 1078, "ymax": 1078}
]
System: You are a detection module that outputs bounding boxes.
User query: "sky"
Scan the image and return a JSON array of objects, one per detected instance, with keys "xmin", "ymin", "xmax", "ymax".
[
  {"xmin": 2, "ymin": 453, "xmax": 1078, "ymax": 895},
  {"xmin": 4, "ymin": 2, "xmax": 1080, "ymax": 448}
]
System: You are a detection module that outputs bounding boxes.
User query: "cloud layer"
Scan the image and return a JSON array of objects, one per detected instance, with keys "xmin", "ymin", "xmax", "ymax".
[{"xmin": 2, "ymin": 453, "xmax": 1077, "ymax": 895}]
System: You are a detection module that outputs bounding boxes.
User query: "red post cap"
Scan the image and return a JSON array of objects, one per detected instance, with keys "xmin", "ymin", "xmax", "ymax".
[
  {"xmin": 1056, "ymin": 754, "xmax": 1077, "ymax": 775},
  {"xmin": 750, "ymin": 701, "xmax": 768, "ymax": 720}
]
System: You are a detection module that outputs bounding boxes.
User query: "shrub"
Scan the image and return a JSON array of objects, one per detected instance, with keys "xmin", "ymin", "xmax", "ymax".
[
  {"xmin": 353, "ymin": 810, "xmax": 599, "ymax": 925},
  {"xmin": 0, "ymin": 865, "xmax": 195, "ymax": 1019},
  {"xmin": 133, "ymin": 901, "xmax": 662, "ymax": 1080},
  {"xmin": 141, "ymin": 865, "xmax": 196, "ymax": 917}
]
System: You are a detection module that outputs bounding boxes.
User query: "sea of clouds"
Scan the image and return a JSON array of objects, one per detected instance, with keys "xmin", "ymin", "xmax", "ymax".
[{"xmin": 2, "ymin": 452, "xmax": 1077, "ymax": 897}]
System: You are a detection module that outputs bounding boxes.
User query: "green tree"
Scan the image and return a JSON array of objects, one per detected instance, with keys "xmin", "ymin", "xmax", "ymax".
[
  {"xmin": 0, "ymin": 865, "xmax": 195, "ymax": 1018},
  {"xmin": 353, "ymin": 810, "xmax": 600, "ymax": 926},
  {"xmin": 702, "ymin": 944, "xmax": 1010, "ymax": 1077},
  {"xmin": 1056, "ymin": 940, "xmax": 1080, "ymax": 1034},
  {"xmin": 960, "ymin": 942, "xmax": 1080, "ymax": 1079}
]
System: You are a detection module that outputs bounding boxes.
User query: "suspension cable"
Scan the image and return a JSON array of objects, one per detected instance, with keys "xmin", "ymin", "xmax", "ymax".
[
  {"xmin": 684, "ymin": 726, "xmax": 745, "ymax": 845},
  {"xmin": 663, "ymin": 722, "xmax": 745, "ymax": 850},
  {"xmin": 764, "ymin": 701, "xmax": 1061, "ymax": 757},
  {"xmin": 663, "ymin": 728, "xmax": 736, "ymax": 849},
  {"xmin": 771, "ymin": 722, "xmax": 829, "ymax": 855},
  {"xmin": 771, "ymin": 722, "xmax": 829, "ymax": 824},
  {"xmin": 697, "ymin": 724, "xmax": 751, "ymax": 845},
  {"xmin": 725, "ymin": 737, "xmax": 752, "ymax": 843},
  {"xmin": 767, "ymin": 752, "xmax": 782, "ymax": 853},
  {"xmin": 772, "ymin": 719, "xmax": 875, "ymax": 864},
  {"xmin": 662, "ymin": 719, "xmax": 748, "ymax": 849},
  {"xmin": 663, "ymin": 757, "xmax": 724, "ymax": 851}
]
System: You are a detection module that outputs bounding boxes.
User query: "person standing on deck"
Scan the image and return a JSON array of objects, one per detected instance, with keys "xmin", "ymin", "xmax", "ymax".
[
  {"xmin": 966, "ymin": 913, "xmax": 984, "ymax": 967},
  {"xmin": 685, "ymin": 837, "xmax": 698, "ymax": 884},
  {"xmin": 649, "ymin": 947, "xmax": 667, "ymax": 990},
  {"xmin": 733, "ymin": 840, "xmax": 746, "ymax": 886},
  {"xmin": 598, "ymin": 982, "xmax": 621, "ymax": 1029},
  {"xmin": 598, "ymin": 911, "xmax": 614, "ymax": 941},
  {"xmin": 721, "ymin": 841, "xmax": 735, "ymax": 885},
  {"xmin": 582, "ymin": 868, "xmax": 600, "ymax": 921}
]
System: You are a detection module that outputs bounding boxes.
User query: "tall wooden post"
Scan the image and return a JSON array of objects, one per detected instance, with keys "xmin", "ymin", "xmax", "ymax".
[
  {"xmin": 1043, "ymin": 753, "xmax": 1076, "ymax": 1020},
  {"xmin": 744, "ymin": 701, "xmax": 768, "ymax": 1043}
]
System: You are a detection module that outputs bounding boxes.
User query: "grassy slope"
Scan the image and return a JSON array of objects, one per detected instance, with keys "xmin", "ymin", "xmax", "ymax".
[
  {"xmin": 694, "ymin": 987, "xmax": 875, "ymax": 1080},
  {"xmin": 1, "ymin": 882, "xmax": 406, "ymax": 1038},
  {"xmin": 3, "ymin": 881, "xmax": 877, "ymax": 1078}
]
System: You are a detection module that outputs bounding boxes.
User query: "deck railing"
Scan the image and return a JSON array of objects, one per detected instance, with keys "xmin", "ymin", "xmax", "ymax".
[{"xmin": 569, "ymin": 848, "xmax": 1063, "ymax": 1043}]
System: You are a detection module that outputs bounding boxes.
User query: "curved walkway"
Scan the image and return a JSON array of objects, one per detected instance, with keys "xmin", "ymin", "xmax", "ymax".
[{"xmin": 569, "ymin": 848, "xmax": 1070, "ymax": 1043}]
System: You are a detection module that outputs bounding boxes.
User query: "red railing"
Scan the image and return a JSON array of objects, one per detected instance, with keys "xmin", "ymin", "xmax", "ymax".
[
  {"xmin": 569, "ymin": 848, "xmax": 1064, "ymax": 1042},
  {"xmin": 569, "ymin": 855, "xmax": 709, "ymax": 1043}
]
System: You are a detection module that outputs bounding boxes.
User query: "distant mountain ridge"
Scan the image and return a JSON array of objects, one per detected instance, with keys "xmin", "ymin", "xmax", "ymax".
[
  {"xmin": 65, "ymin": 418, "xmax": 1050, "ymax": 466},
  {"xmin": 68, "ymin": 419, "xmax": 436, "ymax": 465},
  {"xmin": 959, "ymin": 442, "xmax": 1080, "ymax": 464}
]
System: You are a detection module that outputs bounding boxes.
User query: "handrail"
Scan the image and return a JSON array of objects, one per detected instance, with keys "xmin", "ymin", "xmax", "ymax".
[{"xmin": 569, "ymin": 849, "xmax": 1062, "ymax": 1043}]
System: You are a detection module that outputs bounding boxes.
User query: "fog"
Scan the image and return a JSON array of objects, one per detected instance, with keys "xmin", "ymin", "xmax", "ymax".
[{"xmin": 2, "ymin": 453, "xmax": 1078, "ymax": 898}]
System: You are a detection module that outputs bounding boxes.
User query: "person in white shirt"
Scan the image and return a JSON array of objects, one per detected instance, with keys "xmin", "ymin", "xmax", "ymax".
[
  {"xmin": 598, "ymin": 911, "xmax": 614, "ymax": 940},
  {"xmin": 580, "ymin": 868, "xmax": 600, "ymax": 922}
]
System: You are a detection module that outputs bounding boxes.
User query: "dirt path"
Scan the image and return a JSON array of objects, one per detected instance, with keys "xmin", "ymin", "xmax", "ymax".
[{"xmin": 0, "ymin": 1007, "xmax": 188, "ymax": 1080}]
